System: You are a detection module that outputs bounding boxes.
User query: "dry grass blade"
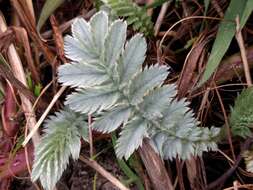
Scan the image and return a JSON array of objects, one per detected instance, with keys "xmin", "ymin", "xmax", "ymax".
[
  {"xmin": 25, "ymin": 0, "xmax": 35, "ymax": 21},
  {"xmin": 0, "ymin": 57, "xmax": 37, "ymax": 103},
  {"xmin": 50, "ymin": 15, "xmax": 66, "ymax": 63},
  {"xmin": 11, "ymin": 0, "xmax": 55, "ymax": 64},
  {"xmin": 22, "ymin": 86, "xmax": 66, "ymax": 146},
  {"xmin": 0, "ymin": 29, "xmax": 14, "ymax": 51},
  {"xmin": 37, "ymin": 0, "xmax": 65, "ymax": 33},
  {"xmin": 138, "ymin": 139, "xmax": 174, "ymax": 190},
  {"xmin": 186, "ymin": 158, "xmax": 203, "ymax": 190},
  {"xmin": 177, "ymin": 33, "xmax": 210, "ymax": 98},
  {"xmin": 159, "ymin": 16, "xmax": 223, "ymax": 51},
  {"xmin": 41, "ymin": 8, "xmax": 96, "ymax": 39},
  {"xmin": 154, "ymin": 1, "xmax": 171, "ymax": 36},
  {"xmin": 213, "ymin": 46, "xmax": 253, "ymax": 84},
  {"xmin": 214, "ymin": 84, "xmax": 235, "ymax": 160},
  {"xmin": 0, "ymin": 12, "xmax": 40, "ymax": 145},
  {"xmin": 235, "ymin": 16, "xmax": 252, "ymax": 87},
  {"xmin": 12, "ymin": 26, "xmax": 40, "ymax": 83}
]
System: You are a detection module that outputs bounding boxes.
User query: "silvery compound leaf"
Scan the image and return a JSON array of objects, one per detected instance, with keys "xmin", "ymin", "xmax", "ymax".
[
  {"xmin": 64, "ymin": 35, "xmax": 98, "ymax": 62},
  {"xmin": 129, "ymin": 64, "xmax": 169, "ymax": 105},
  {"xmin": 71, "ymin": 18, "xmax": 96, "ymax": 54},
  {"xmin": 104, "ymin": 19, "xmax": 127, "ymax": 65},
  {"xmin": 92, "ymin": 105, "xmax": 131, "ymax": 133},
  {"xmin": 55, "ymin": 10, "xmax": 221, "ymax": 164},
  {"xmin": 151, "ymin": 133, "xmax": 168, "ymax": 158},
  {"xmin": 31, "ymin": 109, "xmax": 85, "ymax": 190},
  {"xmin": 119, "ymin": 33, "xmax": 147, "ymax": 84},
  {"xmin": 90, "ymin": 11, "xmax": 109, "ymax": 53},
  {"xmin": 58, "ymin": 61, "xmax": 109, "ymax": 87},
  {"xmin": 160, "ymin": 99, "xmax": 190, "ymax": 127},
  {"xmin": 65, "ymin": 86, "xmax": 120, "ymax": 114},
  {"xmin": 116, "ymin": 117, "xmax": 148, "ymax": 159},
  {"xmin": 139, "ymin": 85, "xmax": 177, "ymax": 120}
]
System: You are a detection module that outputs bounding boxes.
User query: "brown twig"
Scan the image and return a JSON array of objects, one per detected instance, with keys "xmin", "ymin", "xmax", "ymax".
[
  {"xmin": 207, "ymin": 138, "xmax": 253, "ymax": 190},
  {"xmin": 41, "ymin": 9, "xmax": 96, "ymax": 39},
  {"xmin": 88, "ymin": 114, "xmax": 94, "ymax": 157},
  {"xmin": 214, "ymin": 84, "xmax": 236, "ymax": 161},
  {"xmin": 50, "ymin": 15, "xmax": 67, "ymax": 63},
  {"xmin": 235, "ymin": 16, "xmax": 252, "ymax": 87},
  {"xmin": 79, "ymin": 155, "xmax": 129, "ymax": 190},
  {"xmin": 224, "ymin": 183, "xmax": 253, "ymax": 190},
  {"xmin": 146, "ymin": 0, "xmax": 154, "ymax": 16},
  {"xmin": 186, "ymin": 157, "xmax": 204, "ymax": 190},
  {"xmin": 159, "ymin": 16, "xmax": 226, "ymax": 50}
]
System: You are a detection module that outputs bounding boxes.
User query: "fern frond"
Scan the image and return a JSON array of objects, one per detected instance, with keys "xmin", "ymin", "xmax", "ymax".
[
  {"xmin": 101, "ymin": 0, "xmax": 153, "ymax": 36},
  {"xmin": 230, "ymin": 88, "xmax": 253, "ymax": 138},
  {"xmin": 31, "ymin": 109, "xmax": 88, "ymax": 190},
  {"xmin": 58, "ymin": 11, "xmax": 220, "ymax": 160}
]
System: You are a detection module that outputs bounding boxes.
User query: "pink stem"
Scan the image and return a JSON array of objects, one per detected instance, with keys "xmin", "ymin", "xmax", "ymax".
[
  {"xmin": 2, "ymin": 83, "xmax": 19, "ymax": 137},
  {"xmin": 0, "ymin": 145, "xmax": 33, "ymax": 179}
]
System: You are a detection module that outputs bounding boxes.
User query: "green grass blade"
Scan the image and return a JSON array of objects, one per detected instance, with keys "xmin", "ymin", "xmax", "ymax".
[
  {"xmin": 204, "ymin": 0, "xmax": 210, "ymax": 16},
  {"xmin": 240, "ymin": 0, "xmax": 253, "ymax": 27},
  {"xmin": 199, "ymin": 0, "xmax": 249, "ymax": 85},
  {"xmin": 37, "ymin": 0, "xmax": 65, "ymax": 32}
]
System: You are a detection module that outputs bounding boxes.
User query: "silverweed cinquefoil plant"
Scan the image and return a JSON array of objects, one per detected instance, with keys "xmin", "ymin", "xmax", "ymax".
[{"xmin": 31, "ymin": 11, "xmax": 220, "ymax": 190}]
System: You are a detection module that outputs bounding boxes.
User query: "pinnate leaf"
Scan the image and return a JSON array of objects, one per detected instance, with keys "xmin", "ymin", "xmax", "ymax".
[
  {"xmin": 90, "ymin": 11, "xmax": 109, "ymax": 53},
  {"xmin": 104, "ymin": 20, "xmax": 127, "ymax": 65},
  {"xmin": 65, "ymin": 86, "xmax": 120, "ymax": 114},
  {"xmin": 57, "ymin": 10, "xmax": 220, "ymax": 162},
  {"xmin": 119, "ymin": 33, "xmax": 147, "ymax": 84},
  {"xmin": 92, "ymin": 105, "xmax": 131, "ymax": 133},
  {"xmin": 139, "ymin": 85, "xmax": 177, "ymax": 120},
  {"xmin": 116, "ymin": 117, "xmax": 148, "ymax": 159},
  {"xmin": 31, "ymin": 109, "xmax": 87, "ymax": 190},
  {"xmin": 129, "ymin": 64, "xmax": 169, "ymax": 105},
  {"xmin": 58, "ymin": 61, "xmax": 109, "ymax": 87}
]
